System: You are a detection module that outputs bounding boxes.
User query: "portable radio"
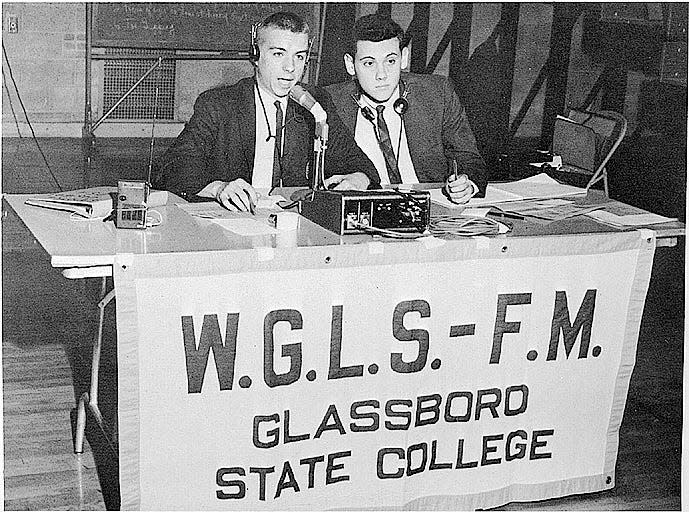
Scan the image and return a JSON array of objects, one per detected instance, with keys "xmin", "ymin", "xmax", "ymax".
[{"xmin": 116, "ymin": 180, "xmax": 149, "ymax": 229}]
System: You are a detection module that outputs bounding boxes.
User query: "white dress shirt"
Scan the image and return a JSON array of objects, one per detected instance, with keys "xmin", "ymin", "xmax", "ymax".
[
  {"xmin": 353, "ymin": 87, "xmax": 418, "ymax": 185},
  {"xmin": 198, "ymin": 82, "xmax": 287, "ymax": 197},
  {"xmin": 252, "ymin": 83, "xmax": 288, "ymax": 189}
]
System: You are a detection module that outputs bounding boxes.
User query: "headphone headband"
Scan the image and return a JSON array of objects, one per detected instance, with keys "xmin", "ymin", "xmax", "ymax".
[
  {"xmin": 249, "ymin": 22, "xmax": 313, "ymax": 69},
  {"xmin": 353, "ymin": 80, "xmax": 410, "ymax": 117}
]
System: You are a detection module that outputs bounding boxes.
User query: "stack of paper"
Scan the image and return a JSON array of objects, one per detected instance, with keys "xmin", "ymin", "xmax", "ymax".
[
  {"xmin": 430, "ymin": 173, "xmax": 586, "ymax": 209},
  {"xmin": 586, "ymin": 210, "xmax": 677, "ymax": 227}
]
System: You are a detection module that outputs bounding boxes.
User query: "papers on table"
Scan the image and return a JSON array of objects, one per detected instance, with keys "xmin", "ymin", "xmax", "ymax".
[
  {"xmin": 210, "ymin": 218, "xmax": 277, "ymax": 236},
  {"xmin": 586, "ymin": 210, "xmax": 677, "ymax": 228},
  {"xmin": 429, "ymin": 173, "xmax": 586, "ymax": 210},
  {"xmin": 472, "ymin": 173, "xmax": 585, "ymax": 206},
  {"xmin": 501, "ymin": 199, "xmax": 604, "ymax": 222},
  {"xmin": 176, "ymin": 202, "xmax": 229, "ymax": 219},
  {"xmin": 430, "ymin": 187, "xmax": 520, "ymax": 209},
  {"xmin": 176, "ymin": 194, "xmax": 287, "ymax": 219}
]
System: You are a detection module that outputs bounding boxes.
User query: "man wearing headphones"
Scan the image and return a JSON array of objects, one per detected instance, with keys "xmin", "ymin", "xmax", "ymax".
[
  {"xmin": 326, "ymin": 14, "xmax": 487, "ymax": 203},
  {"xmin": 154, "ymin": 11, "xmax": 377, "ymax": 211}
]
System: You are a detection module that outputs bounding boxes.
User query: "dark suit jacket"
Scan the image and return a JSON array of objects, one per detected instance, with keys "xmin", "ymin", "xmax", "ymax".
[
  {"xmin": 153, "ymin": 76, "xmax": 378, "ymax": 199},
  {"xmin": 325, "ymin": 72, "xmax": 487, "ymax": 195}
]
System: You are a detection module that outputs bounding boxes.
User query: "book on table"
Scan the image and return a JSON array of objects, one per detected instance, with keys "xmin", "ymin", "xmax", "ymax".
[
  {"xmin": 25, "ymin": 187, "xmax": 116, "ymax": 218},
  {"xmin": 25, "ymin": 187, "xmax": 169, "ymax": 218}
]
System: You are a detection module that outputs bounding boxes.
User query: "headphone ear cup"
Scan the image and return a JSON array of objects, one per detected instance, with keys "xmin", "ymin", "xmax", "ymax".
[
  {"xmin": 249, "ymin": 43, "xmax": 260, "ymax": 62},
  {"xmin": 393, "ymin": 97, "xmax": 409, "ymax": 116}
]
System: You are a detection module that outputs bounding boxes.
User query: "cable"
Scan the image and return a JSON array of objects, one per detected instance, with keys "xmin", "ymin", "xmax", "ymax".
[
  {"xmin": 351, "ymin": 221, "xmax": 429, "ymax": 239},
  {"xmin": 2, "ymin": 42, "xmax": 62, "ymax": 191},
  {"xmin": 430, "ymin": 215, "xmax": 507, "ymax": 237},
  {"xmin": 2, "ymin": 67, "xmax": 21, "ymax": 137}
]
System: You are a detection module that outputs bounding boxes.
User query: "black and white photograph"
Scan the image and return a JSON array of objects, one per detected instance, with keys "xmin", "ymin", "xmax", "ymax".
[{"xmin": 2, "ymin": 2, "xmax": 685, "ymax": 510}]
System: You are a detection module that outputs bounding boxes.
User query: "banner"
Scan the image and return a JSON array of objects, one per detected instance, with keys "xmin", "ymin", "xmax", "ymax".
[{"xmin": 114, "ymin": 230, "xmax": 655, "ymax": 510}]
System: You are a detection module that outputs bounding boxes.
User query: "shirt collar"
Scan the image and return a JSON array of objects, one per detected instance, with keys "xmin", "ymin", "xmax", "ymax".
[
  {"xmin": 254, "ymin": 80, "xmax": 288, "ymax": 110},
  {"xmin": 360, "ymin": 84, "xmax": 401, "ymax": 112}
]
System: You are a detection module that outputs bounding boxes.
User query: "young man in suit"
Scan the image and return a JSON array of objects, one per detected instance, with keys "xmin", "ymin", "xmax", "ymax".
[
  {"xmin": 325, "ymin": 14, "xmax": 487, "ymax": 203},
  {"xmin": 154, "ymin": 11, "xmax": 377, "ymax": 211}
]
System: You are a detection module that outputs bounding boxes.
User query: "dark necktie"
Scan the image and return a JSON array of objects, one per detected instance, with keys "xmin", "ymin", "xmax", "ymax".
[
  {"xmin": 376, "ymin": 104, "xmax": 402, "ymax": 184},
  {"xmin": 272, "ymin": 100, "xmax": 284, "ymax": 187}
]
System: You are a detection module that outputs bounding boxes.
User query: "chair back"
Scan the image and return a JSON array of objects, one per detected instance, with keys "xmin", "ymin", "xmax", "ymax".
[{"xmin": 552, "ymin": 109, "xmax": 628, "ymax": 196}]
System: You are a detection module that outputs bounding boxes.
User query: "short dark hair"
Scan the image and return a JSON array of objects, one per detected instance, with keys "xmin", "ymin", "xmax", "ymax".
[
  {"xmin": 348, "ymin": 14, "xmax": 405, "ymax": 55},
  {"xmin": 257, "ymin": 11, "xmax": 310, "ymax": 43}
]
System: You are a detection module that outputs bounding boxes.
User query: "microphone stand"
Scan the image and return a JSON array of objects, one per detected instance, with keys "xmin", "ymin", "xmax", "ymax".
[{"xmin": 312, "ymin": 121, "xmax": 328, "ymax": 190}]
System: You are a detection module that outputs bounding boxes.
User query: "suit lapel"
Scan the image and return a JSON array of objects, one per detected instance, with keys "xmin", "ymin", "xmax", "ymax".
[
  {"xmin": 402, "ymin": 78, "xmax": 427, "ymax": 181},
  {"xmin": 237, "ymin": 78, "xmax": 256, "ymax": 178},
  {"xmin": 282, "ymin": 100, "xmax": 310, "ymax": 184},
  {"xmin": 338, "ymin": 81, "xmax": 359, "ymax": 135}
]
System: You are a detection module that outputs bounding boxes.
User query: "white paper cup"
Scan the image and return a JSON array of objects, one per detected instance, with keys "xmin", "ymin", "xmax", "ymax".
[{"xmin": 275, "ymin": 211, "xmax": 299, "ymax": 230}]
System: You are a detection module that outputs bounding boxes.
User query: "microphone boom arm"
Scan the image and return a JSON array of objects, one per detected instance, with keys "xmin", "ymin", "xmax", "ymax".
[{"xmin": 313, "ymin": 122, "xmax": 328, "ymax": 190}]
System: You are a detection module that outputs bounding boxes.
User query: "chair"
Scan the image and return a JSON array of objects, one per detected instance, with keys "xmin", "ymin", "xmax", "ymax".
[{"xmin": 552, "ymin": 109, "xmax": 628, "ymax": 197}]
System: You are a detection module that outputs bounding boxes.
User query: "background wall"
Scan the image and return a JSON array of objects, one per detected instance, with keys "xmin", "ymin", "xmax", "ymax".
[
  {"xmin": 2, "ymin": 3, "xmax": 86, "ymax": 133},
  {"xmin": 4, "ymin": 2, "xmax": 677, "ymax": 138}
]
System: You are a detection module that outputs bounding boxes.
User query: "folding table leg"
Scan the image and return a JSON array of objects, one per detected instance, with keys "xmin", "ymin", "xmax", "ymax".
[{"xmin": 74, "ymin": 278, "xmax": 116, "ymax": 454}]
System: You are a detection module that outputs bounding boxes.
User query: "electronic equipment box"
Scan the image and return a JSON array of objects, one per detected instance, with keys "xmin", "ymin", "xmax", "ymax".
[
  {"xmin": 116, "ymin": 180, "xmax": 149, "ymax": 229},
  {"xmin": 299, "ymin": 189, "xmax": 431, "ymax": 235}
]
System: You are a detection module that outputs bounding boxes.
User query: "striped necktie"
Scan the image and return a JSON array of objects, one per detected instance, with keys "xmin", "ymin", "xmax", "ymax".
[
  {"xmin": 272, "ymin": 100, "xmax": 284, "ymax": 187},
  {"xmin": 376, "ymin": 104, "xmax": 402, "ymax": 184}
]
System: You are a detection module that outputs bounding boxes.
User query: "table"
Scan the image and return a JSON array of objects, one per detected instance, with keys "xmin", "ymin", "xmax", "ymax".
[
  {"xmin": 3, "ymin": 189, "xmax": 684, "ymax": 271},
  {"xmin": 3, "ymin": 188, "xmax": 684, "ymax": 510}
]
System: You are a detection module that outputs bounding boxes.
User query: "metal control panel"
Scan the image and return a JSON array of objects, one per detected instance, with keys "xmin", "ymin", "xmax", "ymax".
[{"xmin": 300, "ymin": 189, "xmax": 430, "ymax": 235}]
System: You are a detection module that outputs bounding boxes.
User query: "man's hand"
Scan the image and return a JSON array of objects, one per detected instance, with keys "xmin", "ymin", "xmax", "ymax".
[
  {"xmin": 323, "ymin": 172, "xmax": 370, "ymax": 191},
  {"xmin": 444, "ymin": 173, "xmax": 475, "ymax": 204},
  {"xmin": 213, "ymin": 179, "xmax": 258, "ymax": 212}
]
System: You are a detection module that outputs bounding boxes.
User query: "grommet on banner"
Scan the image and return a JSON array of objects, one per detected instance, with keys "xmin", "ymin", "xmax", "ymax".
[
  {"xmin": 115, "ymin": 253, "xmax": 134, "ymax": 270},
  {"xmin": 418, "ymin": 236, "xmax": 445, "ymax": 249},
  {"xmin": 474, "ymin": 236, "xmax": 490, "ymax": 250},
  {"xmin": 367, "ymin": 241, "xmax": 385, "ymax": 254},
  {"xmin": 254, "ymin": 247, "xmax": 274, "ymax": 261}
]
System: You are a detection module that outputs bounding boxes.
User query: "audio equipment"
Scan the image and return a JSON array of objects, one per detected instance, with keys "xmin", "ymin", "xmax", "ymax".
[
  {"xmin": 249, "ymin": 23, "xmax": 260, "ymax": 62},
  {"xmin": 351, "ymin": 94, "xmax": 375, "ymax": 123},
  {"xmin": 116, "ymin": 81, "xmax": 160, "ymax": 229},
  {"xmin": 392, "ymin": 81, "xmax": 410, "ymax": 116},
  {"xmin": 116, "ymin": 180, "xmax": 149, "ymax": 229},
  {"xmin": 249, "ymin": 23, "xmax": 314, "ymax": 67},
  {"xmin": 290, "ymin": 84, "xmax": 327, "ymax": 124},
  {"xmin": 299, "ymin": 189, "xmax": 430, "ymax": 235}
]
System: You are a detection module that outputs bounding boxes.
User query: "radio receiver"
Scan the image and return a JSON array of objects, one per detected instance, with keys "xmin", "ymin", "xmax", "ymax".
[{"xmin": 299, "ymin": 189, "xmax": 431, "ymax": 235}]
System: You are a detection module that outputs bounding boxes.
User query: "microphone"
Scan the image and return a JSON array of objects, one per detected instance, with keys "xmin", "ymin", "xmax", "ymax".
[{"xmin": 289, "ymin": 84, "xmax": 327, "ymax": 124}]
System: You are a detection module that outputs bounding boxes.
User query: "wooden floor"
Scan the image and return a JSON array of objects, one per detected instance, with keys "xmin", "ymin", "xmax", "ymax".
[{"xmin": 1, "ymin": 137, "xmax": 684, "ymax": 510}]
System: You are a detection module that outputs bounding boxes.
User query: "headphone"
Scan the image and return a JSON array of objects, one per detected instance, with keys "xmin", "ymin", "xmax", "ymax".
[
  {"xmin": 351, "ymin": 94, "xmax": 375, "ymax": 123},
  {"xmin": 249, "ymin": 23, "xmax": 260, "ymax": 62},
  {"xmin": 351, "ymin": 80, "xmax": 411, "ymax": 176},
  {"xmin": 249, "ymin": 22, "xmax": 314, "ymax": 69},
  {"xmin": 351, "ymin": 80, "xmax": 411, "ymax": 118},
  {"xmin": 392, "ymin": 81, "xmax": 410, "ymax": 116}
]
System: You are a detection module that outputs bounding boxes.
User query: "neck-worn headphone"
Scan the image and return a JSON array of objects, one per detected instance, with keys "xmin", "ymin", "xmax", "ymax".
[
  {"xmin": 249, "ymin": 22, "xmax": 314, "ymax": 70},
  {"xmin": 352, "ymin": 80, "xmax": 411, "ymax": 174},
  {"xmin": 393, "ymin": 80, "xmax": 410, "ymax": 115},
  {"xmin": 352, "ymin": 80, "xmax": 411, "ymax": 119}
]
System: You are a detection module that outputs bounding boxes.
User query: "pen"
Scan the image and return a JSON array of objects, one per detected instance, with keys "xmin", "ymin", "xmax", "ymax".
[
  {"xmin": 487, "ymin": 210, "xmax": 525, "ymax": 220},
  {"xmin": 249, "ymin": 200, "xmax": 256, "ymax": 216},
  {"xmin": 452, "ymin": 160, "xmax": 458, "ymax": 181}
]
